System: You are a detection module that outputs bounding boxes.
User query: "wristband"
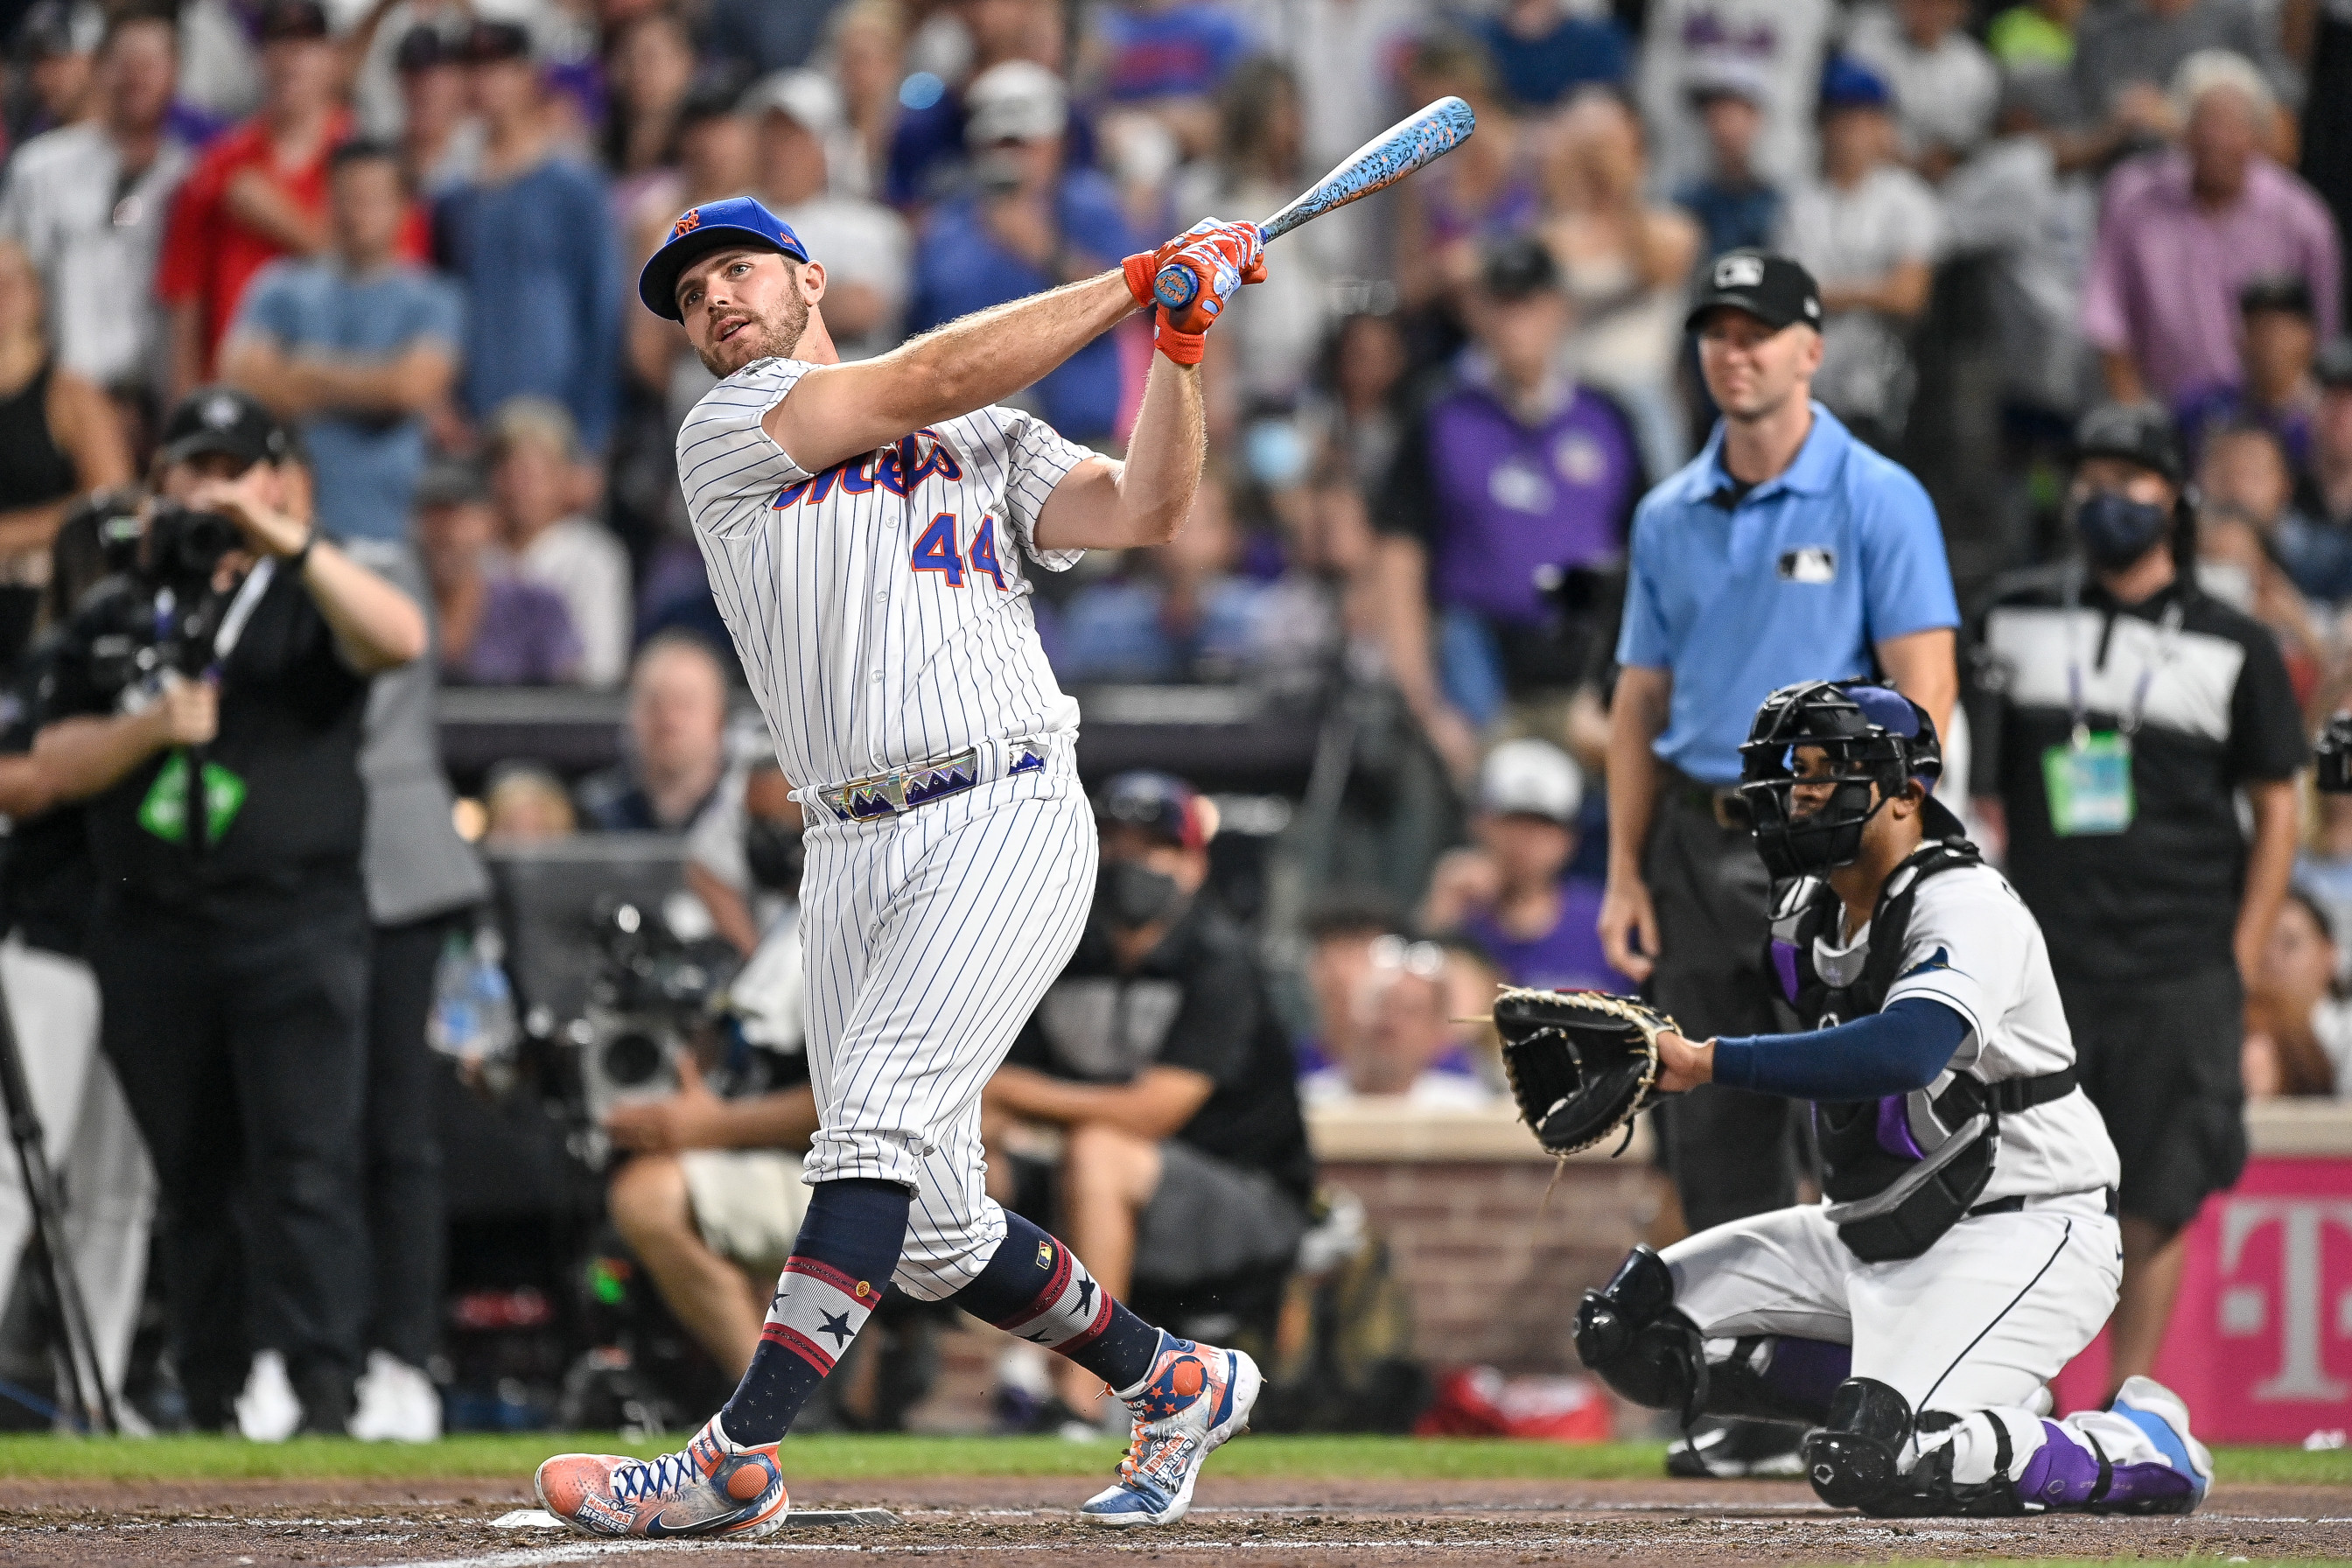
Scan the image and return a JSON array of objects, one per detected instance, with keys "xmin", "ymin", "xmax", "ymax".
[
  {"xmin": 285, "ymin": 532, "xmax": 317, "ymax": 571},
  {"xmin": 1121, "ymin": 252, "xmax": 1158, "ymax": 309},
  {"xmin": 1152, "ymin": 309, "xmax": 1205, "ymax": 366}
]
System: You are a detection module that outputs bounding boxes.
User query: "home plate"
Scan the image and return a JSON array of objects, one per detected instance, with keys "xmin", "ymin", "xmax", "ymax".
[{"xmin": 492, "ymin": 1508, "xmax": 900, "ymax": 1530}]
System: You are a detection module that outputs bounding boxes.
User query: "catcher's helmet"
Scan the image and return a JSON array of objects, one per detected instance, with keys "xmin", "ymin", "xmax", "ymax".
[{"xmin": 1738, "ymin": 681, "xmax": 1942, "ymax": 878}]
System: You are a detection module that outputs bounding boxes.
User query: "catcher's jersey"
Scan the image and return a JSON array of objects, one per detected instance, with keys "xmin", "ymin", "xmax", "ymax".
[
  {"xmin": 676, "ymin": 356, "xmax": 1093, "ymax": 790},
  {"xmin": 1810, "ymin": 861, "xmax": 2119, "ymax": 1203}
]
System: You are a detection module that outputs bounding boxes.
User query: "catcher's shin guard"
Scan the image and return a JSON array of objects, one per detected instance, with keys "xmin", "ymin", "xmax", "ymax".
[
  {"xmin": 1803, "ymin": 1377, "xmax": 1914, "ymax": 1511},
  {"xmin": 1573, "ymin": 1247, "xmax": 1706, "ymax": 1418}
]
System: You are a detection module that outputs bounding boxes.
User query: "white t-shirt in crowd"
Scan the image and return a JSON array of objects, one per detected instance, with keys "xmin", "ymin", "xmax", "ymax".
[
  {"xmin": 1777, "ymin": 162, "xmax": 1945, "ymax": 424},
  {"xmin": 773, "ymin": 194, "xmax": 911, "ymax": 361},
  {"xmin": 511, "ymin": 516, "xmax": 632, "ymax": 686},
  {"xmin": 1843, "ymin": 4, "xmax": 2000, "ymax": 161},
  {"xmin": 1637, "ymin": 0, "xmax": 1836, "ymax": 188}
]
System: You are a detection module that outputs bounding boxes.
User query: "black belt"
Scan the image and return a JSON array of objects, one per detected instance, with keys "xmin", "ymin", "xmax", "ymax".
[
  {"xmin": 1660, "ymin": 767, "xmax": 1749, "ymax": 830},
  {"xmin": 1968, "ymin": 1186, "xmax": 2118, "ymax": 1219}
]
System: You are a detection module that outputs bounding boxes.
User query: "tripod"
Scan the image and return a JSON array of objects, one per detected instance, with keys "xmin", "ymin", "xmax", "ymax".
[{"xmin": 0, "ymin": 963, "xmax": 116, "ymax": 1432}]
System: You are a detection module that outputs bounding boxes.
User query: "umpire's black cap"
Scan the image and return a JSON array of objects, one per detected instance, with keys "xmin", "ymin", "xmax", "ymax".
[
  {"xmin": 158, "ymin": 385, "xmax": 290, "ymax": 471},
  {"xmin": 1684, "ymin": 248, "xmax": 1823, "ymax": 335},
  {"xmin": 2071, "ymin": 402, "xmax": 2183, "ymax": 486}
]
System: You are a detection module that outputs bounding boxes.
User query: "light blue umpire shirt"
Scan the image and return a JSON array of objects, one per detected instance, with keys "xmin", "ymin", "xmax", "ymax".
[{"xmin": 1614, "ymin": 402, "xmax": 1960, "ymax": 787}]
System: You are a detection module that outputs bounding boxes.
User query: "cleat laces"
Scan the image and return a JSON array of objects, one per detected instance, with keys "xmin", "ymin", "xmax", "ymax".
[{"xmin": 612, "ymin": 1450, "xmax": 700, "ymax": 1504}]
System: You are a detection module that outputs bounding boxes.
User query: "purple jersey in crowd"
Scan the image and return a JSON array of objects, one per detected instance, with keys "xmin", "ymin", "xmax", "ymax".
[
  {"xmin": 1465, "ymin": 881, "xmax": 1629, "ymax": 994},
  {"xmin": 1400, "ymin": 371, "xmax": 1644, "ymax": 625}
]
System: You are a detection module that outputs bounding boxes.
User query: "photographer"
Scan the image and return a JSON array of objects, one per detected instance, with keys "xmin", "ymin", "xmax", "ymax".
[
  {"xmin": 604, "ymin": 774, "xmax": 818, "ymax": 1380},
  {"xmin": 32, "ymin": 386, "xmax": 424, "ymax": 1433},
  {"xmin": 0, "ymin": 510, "xmax": 154, "ymax": 1414}
]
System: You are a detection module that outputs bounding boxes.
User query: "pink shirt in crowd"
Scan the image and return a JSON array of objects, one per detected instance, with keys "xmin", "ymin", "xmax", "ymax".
[{"xmin": 2079, "ymin": 150, "xmax": 2342, "ymax": 403}]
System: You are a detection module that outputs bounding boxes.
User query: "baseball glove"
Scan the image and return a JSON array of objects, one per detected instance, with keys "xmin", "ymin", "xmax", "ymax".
[{"xmin": 1494, "ymin": 986, "xmax": 1670, "ymax": 1157}]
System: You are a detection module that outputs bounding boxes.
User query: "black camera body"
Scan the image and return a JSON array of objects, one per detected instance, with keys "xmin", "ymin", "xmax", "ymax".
[
  {"xmin": 84, "ymin": 500, "xmax": 241, "ymax": 698},
  {"xmin": 571, "ymin": 898, "xmax": 739, "ymax": 1144}
]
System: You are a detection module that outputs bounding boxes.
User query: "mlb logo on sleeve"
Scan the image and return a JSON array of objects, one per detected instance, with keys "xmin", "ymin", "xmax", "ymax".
[{"xmin": 1778, "ymin": 547, "xmax": 1838, "ymax": 584}]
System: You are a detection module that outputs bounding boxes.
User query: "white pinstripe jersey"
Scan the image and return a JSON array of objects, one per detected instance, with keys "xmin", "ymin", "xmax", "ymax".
[{"xmin": 676, "ymin": 357, "xmax": 1095, "ymax": 790}]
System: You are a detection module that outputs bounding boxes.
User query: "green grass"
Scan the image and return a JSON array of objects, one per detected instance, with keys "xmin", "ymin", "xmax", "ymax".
[{"xmin": 0, "ymin": 1433, "xmax": 2345, "ymax": 1487}]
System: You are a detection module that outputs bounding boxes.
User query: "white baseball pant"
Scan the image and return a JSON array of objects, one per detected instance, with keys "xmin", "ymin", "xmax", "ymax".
[
  {"xmin": 1666, "ymin": 1191, "xmax": 2121, "ymax": 1424},
  {"xmin": 795, "ymin": 747, "xmax": 1096, "ymax": 1301}
]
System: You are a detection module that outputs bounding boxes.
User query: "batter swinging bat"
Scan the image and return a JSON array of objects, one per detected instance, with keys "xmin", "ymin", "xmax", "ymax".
[{"xmin": 1152, "ymin": 95, "xmax": 1478, "ymax": 312}]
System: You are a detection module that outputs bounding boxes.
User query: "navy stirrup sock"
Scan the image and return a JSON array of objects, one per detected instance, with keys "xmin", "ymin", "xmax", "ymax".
[
  {"xmin": 718, "ymin": 1177, "xmax": 910, "ymax": 1445},
  {"xmin": 948, "ymin": 1210, "xmax": 1162, "ymax": 1394}
]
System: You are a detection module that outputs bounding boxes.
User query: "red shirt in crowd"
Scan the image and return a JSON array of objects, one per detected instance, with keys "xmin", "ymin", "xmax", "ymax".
[{"xmin": 157, "ymin": 107, "xmax": 432, "ymax": 377}]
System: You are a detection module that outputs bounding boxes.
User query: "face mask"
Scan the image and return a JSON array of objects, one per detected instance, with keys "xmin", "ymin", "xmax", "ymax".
[
  {"xmin": 2073, "ymin": 488, "xmax": 2172, "ymax": 570},
  {"xmin": 1096, "ymin": 858, "xmax": 1184, "ymax": 931},
  {"xmin": 744, "ymin": 817, "xmax": 805, "ymax": 894}
]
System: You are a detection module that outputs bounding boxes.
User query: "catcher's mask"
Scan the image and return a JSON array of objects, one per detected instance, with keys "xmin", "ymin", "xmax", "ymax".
[{"xmin": 1738, "ymin": 681, "xmax": 1941, "ymax": 879}]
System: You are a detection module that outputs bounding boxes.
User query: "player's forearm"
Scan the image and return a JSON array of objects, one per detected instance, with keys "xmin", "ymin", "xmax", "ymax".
[
  {"xmin": 1606, "ymin": 668, "xmax": 1670, "ymax": 881},
  {"xmin": 1109, "ymin": 354, "xmax": 1204, "ymax": 547},
  {"xmin": 1712, "ymin": 998, "xmax": 1970, "ymax": 1101},
  {"xmin": 880, "ymin": 273, "xmax": 1137, "ymax": 432}
]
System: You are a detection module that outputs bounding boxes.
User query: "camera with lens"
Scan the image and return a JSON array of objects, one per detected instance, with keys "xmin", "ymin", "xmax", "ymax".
[
  {"xmin": 570, "ymin": 896, "xmax": 740, "ymax": 1151},
  {"xmin": 83, "ymin": 499, "xmax": 242, "ymax": 698}
]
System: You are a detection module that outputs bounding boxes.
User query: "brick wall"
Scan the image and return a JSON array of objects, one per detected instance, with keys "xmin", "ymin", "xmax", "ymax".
[
  {"xmin": 1321, "ymin": 1155, "xmax": 1664, "ymax": 1374},
  {"xmin": 903, "ymin": 1109, "xmax": 1665, "ymax": 1430}
]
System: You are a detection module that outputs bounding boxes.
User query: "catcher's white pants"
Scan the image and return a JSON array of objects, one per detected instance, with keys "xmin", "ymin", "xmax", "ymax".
[
  {"xmin": 796, "ymin": 755, "xmax": 1096, "ymax": 1300},
  {"xmin": 1666, "ymin": 1192, "xmax": 2140, "ymax": 1476},
  {"xmin": 0, "ymin": 939, "xmax": 156, "ymax": 1396},
  {"xmin": 1667, "ymin": 1191, "xmax": 2119, "ymax": 1414}
]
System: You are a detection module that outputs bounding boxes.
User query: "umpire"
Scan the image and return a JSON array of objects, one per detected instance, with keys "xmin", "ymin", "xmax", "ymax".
[
  {"xmin": 1970, "ymin": 404, "xmax": 2304, "ymax": 1396},
  {"xmin": 32, "ymin": 388, "xmax": 425, "ymax": 1432},
  {"xmin": 1598, "ymin": 252, "xmax": 1959, "ymax": 1472}
]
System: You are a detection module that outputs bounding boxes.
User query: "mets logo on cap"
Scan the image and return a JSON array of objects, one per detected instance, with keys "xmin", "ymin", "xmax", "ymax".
[
  {"xmin": 1715, "ymin": 254, "xmax": 1765, "ymax": 290},
  {"xmin": 672, "ymin": 208, "xmax": 703, "ymax": 240}
]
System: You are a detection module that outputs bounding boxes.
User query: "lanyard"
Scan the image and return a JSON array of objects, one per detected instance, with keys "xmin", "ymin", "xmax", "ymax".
[
  {"xmin": 212, "ymin": 557, "xmax": 276, "ymax": 665},
  {"xmin": 2063, "ymin": 570, "xmax": 2183, "ymax": 743}
]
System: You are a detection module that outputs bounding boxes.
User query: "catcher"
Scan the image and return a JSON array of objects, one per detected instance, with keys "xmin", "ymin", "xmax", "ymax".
[{"xmin": 1505, "ymin": 680, "xmax": 2212, "ymax": 1516}]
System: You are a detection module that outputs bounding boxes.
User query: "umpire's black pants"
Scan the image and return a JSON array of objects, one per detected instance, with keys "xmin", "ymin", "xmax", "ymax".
[
  {"xmin": 93, "ymin": 884, "xmax": 370, "ymax": 1428},
  {"xmin": 1644, "ymin": 782, "xmax": 1809, "ymax": 1232}
]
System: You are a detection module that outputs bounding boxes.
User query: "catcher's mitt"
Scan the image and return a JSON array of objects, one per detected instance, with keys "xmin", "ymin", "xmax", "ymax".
[{"xmin": 1494, "ymin": 986, "xmax": 1670, "ymax": 1156}]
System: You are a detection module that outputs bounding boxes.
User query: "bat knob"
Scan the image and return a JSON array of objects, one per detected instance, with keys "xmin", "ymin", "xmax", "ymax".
[{"xmin": 1152, "ymin": 262, "xmax": 1199, "ymax": 311}]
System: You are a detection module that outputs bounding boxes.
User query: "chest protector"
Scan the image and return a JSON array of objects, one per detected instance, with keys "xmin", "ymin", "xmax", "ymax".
[{"xmin": 1764, "ymin": 838, "xmax": 2076, "ymax": 1263}]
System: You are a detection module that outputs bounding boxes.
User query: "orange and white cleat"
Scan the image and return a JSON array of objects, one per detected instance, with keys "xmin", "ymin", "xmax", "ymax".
[
  {"xmin": 534, "ymin": 1416, "xmax": 788, "ymax": 1538},
  {"xmin": 1080, "ymin": 1336, "xmax": 1260, "ymax": 1527}
]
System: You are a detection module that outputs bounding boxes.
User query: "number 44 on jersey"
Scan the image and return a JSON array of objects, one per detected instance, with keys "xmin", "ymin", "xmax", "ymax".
[{"xmin": 911, "ymin": 512, "xmax": 1009, "ymax": 592}]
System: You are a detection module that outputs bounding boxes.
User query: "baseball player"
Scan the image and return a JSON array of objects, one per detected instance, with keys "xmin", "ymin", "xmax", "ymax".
[
  {"xmin": 534, "ymin": 197, "xmax": 1266, "ymax": 1536},
  {"xmin": 1573, "ymin": 680, "xmax": 2213, "ymax": 1516}
]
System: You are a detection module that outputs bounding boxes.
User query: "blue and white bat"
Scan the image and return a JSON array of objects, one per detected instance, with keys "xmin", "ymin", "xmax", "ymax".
[{"xmin": 1152, "ymin": 95, "xmax": 1478, "ymax": 312}]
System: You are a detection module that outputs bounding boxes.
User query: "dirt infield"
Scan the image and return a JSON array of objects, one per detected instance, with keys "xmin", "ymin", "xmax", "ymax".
[{"xmin": 3, "ymin": 1474, "xmax": 2349, "ymax": 1565}]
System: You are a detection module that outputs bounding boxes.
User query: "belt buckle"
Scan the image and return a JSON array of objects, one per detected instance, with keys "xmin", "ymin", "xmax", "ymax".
[{"xmin": 838, "ymin": 771, "xmax": 907, "ymax": 821}]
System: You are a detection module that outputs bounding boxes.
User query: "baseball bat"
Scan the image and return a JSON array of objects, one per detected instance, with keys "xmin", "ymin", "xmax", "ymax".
[{"xmin": 1152, "ymin": 95, "xmax": 1478, "ymax": 312}]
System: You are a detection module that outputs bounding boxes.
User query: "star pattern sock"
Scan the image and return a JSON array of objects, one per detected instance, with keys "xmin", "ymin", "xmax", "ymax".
[
  {"xmin": 948, "ymin": 1211, "xmax": 1162, "ymax": 1394},
  {"xmin": 718, "ymin": 1178, "xmax": 910, "ymax": 1446}
]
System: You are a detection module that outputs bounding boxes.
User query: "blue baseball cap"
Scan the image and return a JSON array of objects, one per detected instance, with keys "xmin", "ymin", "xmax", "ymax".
[
  {"xmin": 1818, "ymin": 55, "xmax": 1891, "ymax": 112},
  {"xmin": 637, "ymin": 196, "xmax": 811, "ymax": 321},
  {"xmin": 1843, "ymin": 682, "xmax": 1942, "ymax": 790}
]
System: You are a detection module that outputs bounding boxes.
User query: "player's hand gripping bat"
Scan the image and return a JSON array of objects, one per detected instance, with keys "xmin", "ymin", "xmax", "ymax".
[{"xmin": 1152, "ymin": 95, "xmax": 1478, "ymax": 312}]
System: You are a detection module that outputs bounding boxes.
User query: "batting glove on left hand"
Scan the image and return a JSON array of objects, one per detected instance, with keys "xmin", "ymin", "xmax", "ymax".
[{"xmin": 1121, "ymin": 220, "xmax": 1266, "ymax": 362}]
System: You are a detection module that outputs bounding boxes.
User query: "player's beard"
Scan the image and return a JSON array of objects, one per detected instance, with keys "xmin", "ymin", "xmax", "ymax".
[{"xmin": 701, "ymin": 288, "xmax": 811, "ymax": 378}]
